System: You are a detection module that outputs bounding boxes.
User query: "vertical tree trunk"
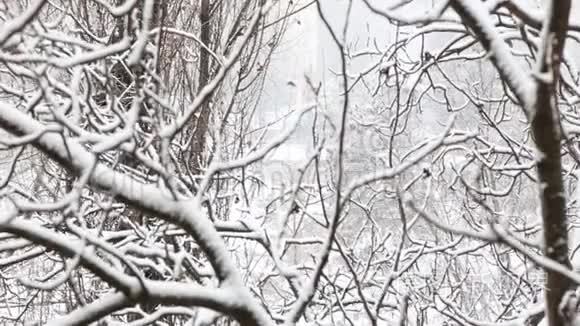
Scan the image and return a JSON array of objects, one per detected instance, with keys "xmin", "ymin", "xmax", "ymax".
[
  {"xmin": 190, "ymin": 0, "xmax": 212, "ymax": 177},
  {"xmin": 532, "ymin": 92, "xmax": 572, "ymax": 326},
  {"xmin": 532, "ymin": 2, "xmax": 573, "ymax": 325},
  {"xmin": 106, "ymin": 1, "xmax": 167, "ymax": 320},
  {"xmin": 450, "ymin": 1, "xmax": 573, "ymax": 325}
]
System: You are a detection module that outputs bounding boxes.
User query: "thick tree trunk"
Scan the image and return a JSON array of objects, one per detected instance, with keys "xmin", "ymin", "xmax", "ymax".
[
  {"xmin": 450, "ymin": 1, "xmax": 573, "ymax": 325},
  {"xmin": 190, "ymin": 0, "xmax": 212, "ymax": 177},
  {"xmin": 532, "ymin": 74, "xmax": 572, "ymax": 326},
  {"xmin": 531, "ymin": 2, "xmax": 573, "ymax": 325}
]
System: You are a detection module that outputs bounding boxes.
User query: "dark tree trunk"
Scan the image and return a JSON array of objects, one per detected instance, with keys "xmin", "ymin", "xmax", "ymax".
[
  {"xmin": 190, "ymin": 0, "xmax": 212, "ymax": 177},
  {"xmin": 531, "ymin": 1, "xmax": 573, "ymax": 325},
  {"xmin": 450, "ymin": 1, "xmax": 573, "ymax": 325}
]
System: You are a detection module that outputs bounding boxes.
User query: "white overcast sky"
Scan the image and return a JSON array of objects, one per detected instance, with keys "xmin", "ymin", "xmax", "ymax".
[{"xmin": 258, "ymin": 0, "xmax": 580, "ymax": 164}]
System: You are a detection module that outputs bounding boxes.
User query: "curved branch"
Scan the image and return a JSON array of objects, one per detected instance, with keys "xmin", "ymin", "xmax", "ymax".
[{"xmin": 0, "ymin": 105, "xmax": 274, "ymax": 326}]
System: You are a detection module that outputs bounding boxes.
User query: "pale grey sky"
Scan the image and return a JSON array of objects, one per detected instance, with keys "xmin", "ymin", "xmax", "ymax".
[{"xmin": 258, "ymin": 0, "xmax": 580, "ymax": 164}]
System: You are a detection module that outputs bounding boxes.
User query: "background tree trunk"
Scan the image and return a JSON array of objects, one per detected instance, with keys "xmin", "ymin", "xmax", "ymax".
[{"xmin": 190, "ymin": 0, "xmax": 212, "ymax": 178}]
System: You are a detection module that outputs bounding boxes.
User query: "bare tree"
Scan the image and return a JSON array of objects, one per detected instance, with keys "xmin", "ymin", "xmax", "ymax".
[{"xmin": 1, "ymin": 0, "xmax": 580, "ymax": 326}]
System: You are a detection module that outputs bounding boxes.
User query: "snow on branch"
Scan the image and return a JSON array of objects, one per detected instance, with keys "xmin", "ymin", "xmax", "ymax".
[
  {"xmin": 0, "ymin": 104, "xmax": 275, "ymax": 326},
  {"xmin": 0, "ymin": 0, "xmax": 46, "ymax": 47},
  {"xmin": 450, "ymin": 0, "xmax": 537, "ymax": 117}
]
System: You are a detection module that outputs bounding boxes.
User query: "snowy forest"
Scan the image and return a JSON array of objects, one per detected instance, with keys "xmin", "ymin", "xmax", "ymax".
[{"xmin": 0, "ymin": 0, "xmax": 579, "ymax": 325}]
